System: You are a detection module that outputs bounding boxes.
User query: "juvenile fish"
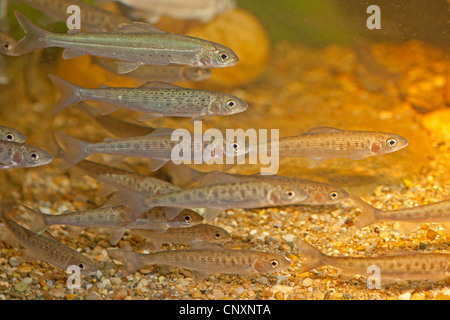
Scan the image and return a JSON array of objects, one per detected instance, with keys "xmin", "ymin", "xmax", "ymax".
[
  {"xmin": 78, "ymin": 103, "xmax": 156, "ymax": 139},
  {"xmin": 261, "ymin": 126, "xmax": 408, "ymax": 168},
  {"xmin": 0, "ymin": 141, "xmax": 53, "ymax": 169},
  {"xmin": 143, "ymin": 173, "xmax": 327, "ymax": 220},
  {"xmin": 115, "ymin": 0, "xmax": 236, "ymax": 23},
  {"xmin": 1, "ymin": 206, "xmax": 98, "ymax": 275},
  {"xmin": 92, "ymin": 57, "xmax": 212, "ymax": 82},
  {"xmin": 22, "ymin": 204, "xmax": 203, "ymax": 245},
  {"xmin": 133, "ymin": 223, "xmax": 231, "ymax": 248},
  {"xmin": 13, "ymin": 11, "xmax": 239, "ymax": 73},
  {"xmin": 54, "ymin": 128, "xmax": 248, "ymax": 172},
  {"xmin": 162, "ymin": 164, "xmax": 350, "ymax": 216},
  {"xmin": 294, "ymin": 238, "xmax": 450, "ymax": 284},
  {"xmin": 352, "ymin": 195, "xmax": 450, "ymax": 233},
  {"xmin": 49, "ymin": 75, "xmax": 247, "ymax": 122},
  {"xmin": 0, "ymin": 125, "xmax": 26, "ymax": 143},
  {"xmin": 18, "ymin": 0, "xmax": 133, "ymax": 32},
  {"xmin": 108, "ymin": 241, "xmax": 290, "ymax": 278}
]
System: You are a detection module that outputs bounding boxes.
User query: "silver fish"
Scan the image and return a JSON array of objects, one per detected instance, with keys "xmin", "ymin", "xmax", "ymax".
[
  {"xmin": 54, "ymin": 128, "xmax": 248, "ymax": 172},
  {"xmin": 143, "ymin": 172, "xmax": 321, "ymax": 220},
  {"xmin": 164, "ymin": 163, "xmax": 350, "ymax": 210},
  {"xmin": 13, "ymin": 11, "xmax": 239, "ymax": 73},
  {"xmin": 0, "ymin": 125, "xmax": 26, "ymax": 143},
  {"xmin": 91, "ymin": 57, "xmax": 212, "ymax": 82},
  {"xmin": 352, "ymin": 195, "xmax": 450, "ymax": 233},
  {"xmin": 0, "ymin": 141, "xmax": 53, "ymax": 169},
  {"xmin": 260, "ymin": 126, "xmax": 408, "ymax": 168},
  {"xmin": 133, "ymin": 223, "xmax": 231, "ymax": 248},
  {"xmin": 49, "ymin": 75, "xmax": 247, "ymax": 122},
  {"xmin": 116, "ymin": 0, "xmax": 236, "ymax": 23},
  {"xmin": 294, "ymin": 238, "xmax": 450, "ymax": 284},
  {"xmin": 22, "ymin": 202, "xmax": 203, "ymax": 245},
  {"xmin": 108, "ymin": 241, "xmax": 290, "ymax": 278},
  {"xmin": 1, "ymin": 206, "xmax": 98, "ymax": 275},
  {"xmin": 18, "ymin": 0, "xmax": 133, "ymax": 32}
]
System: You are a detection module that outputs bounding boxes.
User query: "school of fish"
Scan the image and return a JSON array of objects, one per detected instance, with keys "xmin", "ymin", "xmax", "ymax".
[{"xmin": 0, "ymin": 0, "xmax": 448, "ymax": 297}]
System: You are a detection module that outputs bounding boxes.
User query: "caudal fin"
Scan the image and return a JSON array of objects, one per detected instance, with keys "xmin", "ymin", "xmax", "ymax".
[
  {"xmin": 13, "ymin": 11, "xmax": 51, "ymax": 55},
  {"xmin": 18, "ymin": 204, "xmax": 48, "ymax": 234},
  {"xmin": 54, "ymin": 131, "xmax": 89, "ymax": 169},
  {"xmin": 293, "ymin": 238, "xmax": 326, "ymax": 274},
  {"xmin": 48, "ymin": 75, "xmax": 83, "ymax": 116},
  {"xmin": 107, "ymin": 249, "xmax": 148, "ymax": 277},
  {"xmin": 351, "ymin": 195, "xmax": 379, "ymax": 229}
]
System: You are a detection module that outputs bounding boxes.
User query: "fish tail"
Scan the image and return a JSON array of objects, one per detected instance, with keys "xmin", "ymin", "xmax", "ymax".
[
  {"xmin": 54, "ymin": 131, "xmax": 89, "ymax": 169},
  {"xmin": 107, "ymin": 249, "xmax": 148, "ymax": 277},
  {"xmin": 13, "ymin": 11, "xmax": 51, "ymax": 55},
  {"xmin": 351, "ymin": 195, "xmax": 379, "ymax": 229},
  {"xmin": 293, "ymin": 238, "xmax": 327, "ymax": 273},
  {"xmin": 48, "ymin": 75, "xmax": 83, "ymax": 116},
  {"xmin": 19, "ymin": 204, "xmax": 48, "ymax": 234}
]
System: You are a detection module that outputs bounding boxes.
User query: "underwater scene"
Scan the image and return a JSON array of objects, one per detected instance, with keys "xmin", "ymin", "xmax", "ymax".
[{"xmin": 0, "ymin": 0, "xmax": 449, "ymax": 301}]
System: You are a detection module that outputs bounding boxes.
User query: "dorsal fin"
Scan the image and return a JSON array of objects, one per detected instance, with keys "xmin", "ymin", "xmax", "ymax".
[{"xmin": 302, "ymin": 126, "xmax": 343, "ymax": 135}]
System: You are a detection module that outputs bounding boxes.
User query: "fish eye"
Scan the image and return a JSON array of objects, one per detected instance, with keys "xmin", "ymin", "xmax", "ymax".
[
  {"xmin": 225, "ymin": 100, "xmax": 236, "ymax": 109},
  {"xmin": 5, "ymin": 132, "xmax": 15, "ymax": 141},
  {"xmin": 269, "ymin": 259, "xmax": 279, "ymax": 268},
  {"xmin": 285, "ymin": 190, "xmax": 295, "ymax": 199},
  {"xmin": 218, "ymin": 52, "xmax": 229, "ymax": 62},
  {"xmin": 386, "ymin": 138, "xmax": 397, "ymax": 148},
  {"xmin": 183, "ymin": 214, "xmax": 192, "ymax": 223},
  {"xmin": 214, "ymin": 232, "xmax": 222, "ymax": 239},
  {"xmin": 29, "ymin": 151, "xmax": 40, "ymax": 161},
  {"xmin": 229, "ymin": 142, "xmax": 239, "ymax": 152},
  {"xmin": 78, "ymin": 263, "xmax": 85, "ymax": 270},
  {"xmin": 329, "ymin": 191, "xmax": 339, "ymax": 200},
  {"xmin": 4, "ymin": 42, "xmax": 11, "ymax": 50}
]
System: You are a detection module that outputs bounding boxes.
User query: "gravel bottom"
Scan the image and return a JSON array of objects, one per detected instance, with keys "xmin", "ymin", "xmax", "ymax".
[{"xmin": 0, "ymin": 39, "xmax": 449, "ymax": 301}]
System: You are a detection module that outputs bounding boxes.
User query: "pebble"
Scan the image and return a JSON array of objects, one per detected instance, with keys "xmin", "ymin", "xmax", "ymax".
[
  {"xmin": 274, "ymin": 291, "xmax": 284, "ymax": 300},
  {"xmin": 9, "ymin": 257, "xmax": 21, "ymax": 267},
  {"xmin": 284, "ymin": 234, "xmax": 295, "ymax": 243},
  {"xmin": 398, "ymin": 292, "xmax": 412, "ymax": 300},
  {"xmin": 48, "ymin": 287, "xmax": 65, "ymax": 298},
  {"xmin": 22, "ymin": 277, "xmax": 33, "ymax": 285},
  {"xmin": 258, "ymin": 276, "xmax": 269, "ymax": 285},
  {"xmin": 302, "ymin": 278, "xmax": 313, "ymax": 287},
  {"xmin": 85, "ymin": 291, "xmax": 103, "ymax": 300},
  {"xmin": 212, "ymin": 289, "xmax": 224, "ymax": 300},
  {"xmin": 14, "ymin": 282, "xmax": 28, "ymax": 292}
]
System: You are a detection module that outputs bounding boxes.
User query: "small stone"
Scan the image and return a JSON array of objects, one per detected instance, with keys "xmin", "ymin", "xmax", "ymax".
[
  {"xmin": 9, "ymin": 257, "xmax": 21, "ymax": 267},
  {"xmin": 17, "ymin": 265, "xmax": 32, "ymax": 276},
  {"xmin": 426, "ymin": 229, "xmax": 437, "ymax": 241},
  {"xmin": 212, "ymin": 289, "xmax": 224, "ymax": 300},
  {"xmin": 398, "ymin": 292, "xmax": 411, "ymax": 300},
  {"xmin": 85, "ymin": 291, "xmax": 102, "ymax": 300},
  {"xmin": 191, "ymin": 290, "xmax": 202, "ymax": 299},
  {"xmin": 314, "ymin": 291, "xmax": 325, "ymax": 300},
  {"xmin": 111, "ymin": 288, "xmax": 128, "ymax": 300},
  {"xmin": 258, "ymin": 277, "xmax": 268, "ymax": 285},
  {"xmin": 110, "ymin": 277, "xmax": 122, "ymax": 286},
  {"xmin": 302, "ymin": 278, "xmax": 313, "ymax": 287},
  {"xmin": 284, "ymin": 234, "xmax": 295, "ymax": 243},
  {"xmin": 14, "ymin": 282, "xmax": 28, "ymax": 292},
  {"xmin": 48, "ymin": 288, "xmax": 64, "ymax": 298},
  {"xmin": 411, "ymin": 293, "xmax": 425, "ymax": 300},
  {"xmin": 274, "ymin": 291, "xmax": 284, "ymax": 300},
  {"xmin": 22, "ymin": 277, "xmax": 33, "ymax": 285},
  {"xmin": 65, "ymin": 294, "xmax": 77, "ymax": 300}
]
